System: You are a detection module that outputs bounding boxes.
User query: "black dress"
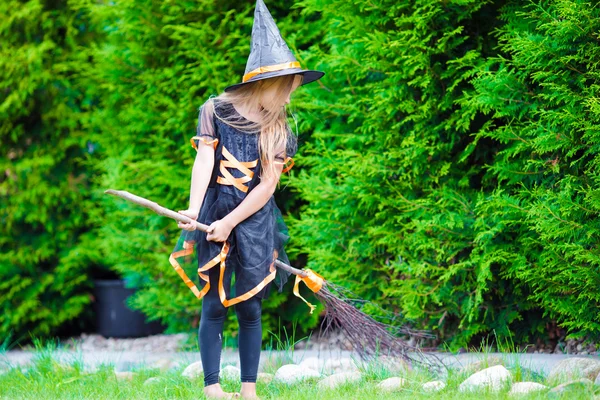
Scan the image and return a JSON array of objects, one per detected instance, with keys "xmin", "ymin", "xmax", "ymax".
[{"xmin": 169, "ymin": 98, "xmax": 294, "ymax": 306}]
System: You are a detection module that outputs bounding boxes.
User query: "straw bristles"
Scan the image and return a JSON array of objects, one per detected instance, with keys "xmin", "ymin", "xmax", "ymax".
[{"xmin": 314, "ymin": 281, "xmax": 444, "ymax": 370}]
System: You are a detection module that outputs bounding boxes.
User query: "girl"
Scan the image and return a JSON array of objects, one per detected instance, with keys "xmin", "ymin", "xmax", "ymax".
[
  {"xmin": 176, "ymin": 74, "xmax": 302, "ymax": 399},
  {"xmin": 170, "ymin": 2, "xmax": 324, "ymax": 398}
]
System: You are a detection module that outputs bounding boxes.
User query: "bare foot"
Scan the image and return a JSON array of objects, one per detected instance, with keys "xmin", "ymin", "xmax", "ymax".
[
  {"xmin": 239, "ymin": 393, "xmax": 260, "ymax": 400},
  {"xmin": 240, "ymin": 382, "xmax": 260, "ymax": 400},
  {"xmin": 204, "ymin": 383, "xmax": 240, "ymax": 399}
]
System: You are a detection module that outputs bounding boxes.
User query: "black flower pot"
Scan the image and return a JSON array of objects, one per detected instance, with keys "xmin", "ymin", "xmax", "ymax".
[{"xmin": 92, "ymin": 279, "xmax": 165, "ymax": 338}]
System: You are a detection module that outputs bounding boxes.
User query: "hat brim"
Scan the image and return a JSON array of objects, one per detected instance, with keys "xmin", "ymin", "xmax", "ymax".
[{"xmin": 224, "ymin": 68, "xmax": 325, "ymax": 92}]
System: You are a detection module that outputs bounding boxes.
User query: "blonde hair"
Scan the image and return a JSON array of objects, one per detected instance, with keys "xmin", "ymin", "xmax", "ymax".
[{"xmin": 213, "ymin": 74, "xmax": 301, "ymax": 179}]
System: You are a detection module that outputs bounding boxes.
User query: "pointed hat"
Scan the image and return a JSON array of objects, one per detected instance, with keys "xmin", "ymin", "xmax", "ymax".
[{"xmin": 224, "ymin": 0, "xmax": 324, "ymax": 92}]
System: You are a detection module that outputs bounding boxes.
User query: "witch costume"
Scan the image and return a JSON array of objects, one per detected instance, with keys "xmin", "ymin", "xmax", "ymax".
[{"xmin": 168, "ymin": 0, "xmax": 324, "ymax": 307}]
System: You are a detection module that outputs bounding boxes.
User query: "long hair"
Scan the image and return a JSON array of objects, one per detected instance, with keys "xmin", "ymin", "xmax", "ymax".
[{"xmin": 213, "ymin": 74, "xmax": 301, "ymax": 179}]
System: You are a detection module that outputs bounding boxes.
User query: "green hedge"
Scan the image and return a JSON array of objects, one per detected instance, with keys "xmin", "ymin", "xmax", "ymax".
[
  {"xmin": 464, "ymin": 0, "xmax": 600, "ymax": 338},
  {"xmin": 0, "ymin": 0, "xmax": 102, "ymax": 341},
  {"xmin": 289, "ymin": 0, "xmax": 600, "ymax": 346},
  {"xmin": 288, "ymin": 0, "xmax": 510, "ymax": 346},
  {"xmin": 2, "ymin": 0, "xmax": 599, "ymax": 348}
]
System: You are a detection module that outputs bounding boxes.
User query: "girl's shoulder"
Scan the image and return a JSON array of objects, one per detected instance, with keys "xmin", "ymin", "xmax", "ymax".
[
  {"xmin": 199, "ymin": 97, "xmax": 234, "ymax": 118},
  {"xmin": 210, "ymin": 97, "xmax": 235, "ymax": 120}
]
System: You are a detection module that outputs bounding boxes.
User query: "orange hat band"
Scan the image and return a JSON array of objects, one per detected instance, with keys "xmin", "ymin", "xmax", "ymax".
[{"xmin": 242, "ymin": 61, "xmax": 302, "ymax": 83}]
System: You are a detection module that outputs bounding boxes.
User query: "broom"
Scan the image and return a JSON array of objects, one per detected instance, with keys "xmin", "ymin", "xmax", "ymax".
[{"xmin": 105, "ymin": 189, "xmax": 443, "ymax": 370}]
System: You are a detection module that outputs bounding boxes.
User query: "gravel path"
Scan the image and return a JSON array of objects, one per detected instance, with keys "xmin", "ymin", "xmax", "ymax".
[
  {"xmin": 1, "ymin": 348, "xmax": 588, "ymax": 376},
  {"xmin": 1, "ymin": 332, "xmax": 595, "ymax": 376}
]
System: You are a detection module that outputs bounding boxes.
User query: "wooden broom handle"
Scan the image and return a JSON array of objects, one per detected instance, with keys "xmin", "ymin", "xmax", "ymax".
[{"xmin": 104, "ymin": 189, "xmax": 308, "ymax": 278}]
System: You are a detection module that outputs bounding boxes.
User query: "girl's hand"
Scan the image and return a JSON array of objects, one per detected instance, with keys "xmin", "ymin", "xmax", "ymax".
[
  {"xmin": 206, "ymin": 219, "xmax": 234, "ymax": 242},
  {"xmin": 177, "ymin": 209, "xmax": 199, "ymax": 231}
]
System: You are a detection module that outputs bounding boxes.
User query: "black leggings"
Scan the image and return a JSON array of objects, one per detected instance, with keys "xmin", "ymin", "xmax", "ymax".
[{"xmin": 198, "ymin": 272, "xmax": 263, "ymax": 387}]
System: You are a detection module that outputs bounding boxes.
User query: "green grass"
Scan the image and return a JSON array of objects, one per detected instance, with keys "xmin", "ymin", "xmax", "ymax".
[
  {"xmin": 1, "ymin": 350, "xmax": 598, "ymax": 399},
  {"xmin": 1, "ymin": 331, "xmax": 598, "ymax": 399}
]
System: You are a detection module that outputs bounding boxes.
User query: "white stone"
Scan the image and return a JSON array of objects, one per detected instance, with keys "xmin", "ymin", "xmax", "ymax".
[
  {"xmin": 221, "ymin": 365, "xmax": 241, "ymax": 381},
  {"xmin": 323, "ymin": 357, "xmax": 359, "ymax": 374},
  {"xmin": 299, "ymin": 357, "xmax": 323, "ymax": 372},
  {"xmin": 377, "ymin": 377, "xmax": 406, "ymax": 392},
  {"xmin": 182, "ymin": 361, "xmax": 203, "ymax": 380},
  {"xmin": 459, "ymin": 365, "xmax": 512, "ymax": 392},
  {"xmin": 274, "ymin": 364, "xmax": 321, "ymax": 384},
  {"xmin": 143, "ymin": 377, "xmax": 165, "ymax": 386},
  {"xmin": 257, "ymin": 372, "xmax": 273, "ymax": 384},
  {"xmin": 548, "ymin": 358, "xmax": 600, "ymax": 382},
  {"xmin": 508, "ymin": 382, "xmax": 547, "ymax": 395},
  {"xmin": 422, "ymin": 380, "xmax": 446, "ymax": 392},
  {"xmin": 317, "ymin": 372, "xmax": 362, "ymax": 389},
  {"xmin": 550, "ymin": 378, "xmax": 593, "ymax": 394}
]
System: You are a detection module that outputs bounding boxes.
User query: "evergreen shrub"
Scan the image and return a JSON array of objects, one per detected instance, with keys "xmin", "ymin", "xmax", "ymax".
[
  {"xmin": 464, "ymin": 0, "xmax": 600, "ymax": 338},
  {"xmin": 0, "ymin": 0, "xmax": 101, "ymax": 341}
]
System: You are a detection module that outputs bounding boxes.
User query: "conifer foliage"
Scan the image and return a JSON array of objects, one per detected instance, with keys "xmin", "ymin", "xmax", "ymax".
[
  {"xmin": 0, "ymin": 0, "xmax": 101, "ymax": 340},
  {"xmin": 465, "ymin": 0, "xmax": 600, "ymax": 337},
  {"xmin": 2, "ymin": 0, "xmax": 599, "ymax": 346},
  {"xmin": 291, "ymin": 0, "xmax": 600, "ymax": 345},
  {"xmin": 290, "ymin": 0, "xmax": 507, "ymax": 345}
]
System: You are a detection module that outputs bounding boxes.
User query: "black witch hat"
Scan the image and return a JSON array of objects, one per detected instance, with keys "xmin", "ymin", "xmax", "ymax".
[{"xmin": 224, "ymin": 0, "xmax": 324, "ymax": 92}]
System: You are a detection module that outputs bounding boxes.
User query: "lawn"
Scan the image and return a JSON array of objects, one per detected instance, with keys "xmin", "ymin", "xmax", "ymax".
[{"xmin": 1, "ymin": 344, "xmax": 598, "ymax": 399}]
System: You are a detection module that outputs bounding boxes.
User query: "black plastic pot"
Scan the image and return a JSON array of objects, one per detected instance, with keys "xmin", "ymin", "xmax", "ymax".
[{"xmin": 92, "ymin": 279, "xmax": 165, "ymax": 338}]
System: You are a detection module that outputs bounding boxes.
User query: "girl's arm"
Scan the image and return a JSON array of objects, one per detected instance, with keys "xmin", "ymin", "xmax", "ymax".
[
  {"xmin": 206, "ymin": 163, "xmax": 284, "ymax": 242},
  {"xmin": 189, "ymin": 144, "xmax": 215, "ymax": 212},
  {"xmin": 177, "ymin": 99, "xmax": 217, "ymax": 231},
  {"xmin": 177, "ymin": 144, "xmax": 215, "ymax": 230}
]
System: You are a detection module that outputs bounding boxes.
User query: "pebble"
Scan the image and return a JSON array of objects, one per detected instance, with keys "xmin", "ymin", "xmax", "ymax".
[
  {"xmin": 459, "ymin": 365, "xmax": 512, "ymax": 392},
  {"xmin": 221, "ymin": 365, "xmax": 241, "ymax": 381},
  {"xmin": 547, "ymin": 358, "xmax": 600, "ymax": 382},
  {"xmin": 143, "ymin": 377, "xmax": 165, "ymax": 386},
  {"xmin": 549, "ymin": 378, "xmax": 593, "ymax": 394},
  {"xmin": 182, "ymin": 361, "xmax": 203, "ymax": 379},
  {"xmin": 377, "ymin": 377, "xmax": 406, "ymax": 392},
  {"xmin": 257, "ymin": 372, "xmax": 274, "ymax": 384},
  {"xmin": 422, "ymin": 380, "xmax": 446, "ymax": 392},
  {"xmin": 317, "ymin": 372, "xmax": 362, "ymax": 389},
  {"xmin": 508, "ymin": 382, "xmax": 547, "ymax": 395},
  {"xmin": 274, "ymin": 364, "xmax": 321, "ymax": 384}
]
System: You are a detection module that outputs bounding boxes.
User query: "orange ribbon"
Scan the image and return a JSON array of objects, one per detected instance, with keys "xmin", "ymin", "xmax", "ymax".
[
  {"xmin": 275, "ymin": 156, "xmax": 294, "ymax": 173},
  {"xmin": 168, "ymin": 239, "xmax": 218, "ymax": 299},
  {"xmin": 216, "ymin": 146, "xmax": 258, "ymax": 193},
  {"xmin": 293, "ymin": 269, "xmax": 324, "ymax": 314},
  {"xmin": 242, "ymin": 61, "xmax": 302, "ymax": 83},
  {"xmin": 170, "ymin": 240, "xmax": 323, "ymax": 313},
  {"xmin": 190, "ymin": 136, "xmax": 219, "ymax": 151},
  {"xmin": 217, "ymin": 247, "xmax": 277, "ymax": 307}
]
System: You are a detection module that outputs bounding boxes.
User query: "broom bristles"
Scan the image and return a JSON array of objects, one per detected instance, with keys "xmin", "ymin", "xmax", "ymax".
[{"xmin": 314, "ymin": 282, "xmax": 445, "ymax": 371}]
